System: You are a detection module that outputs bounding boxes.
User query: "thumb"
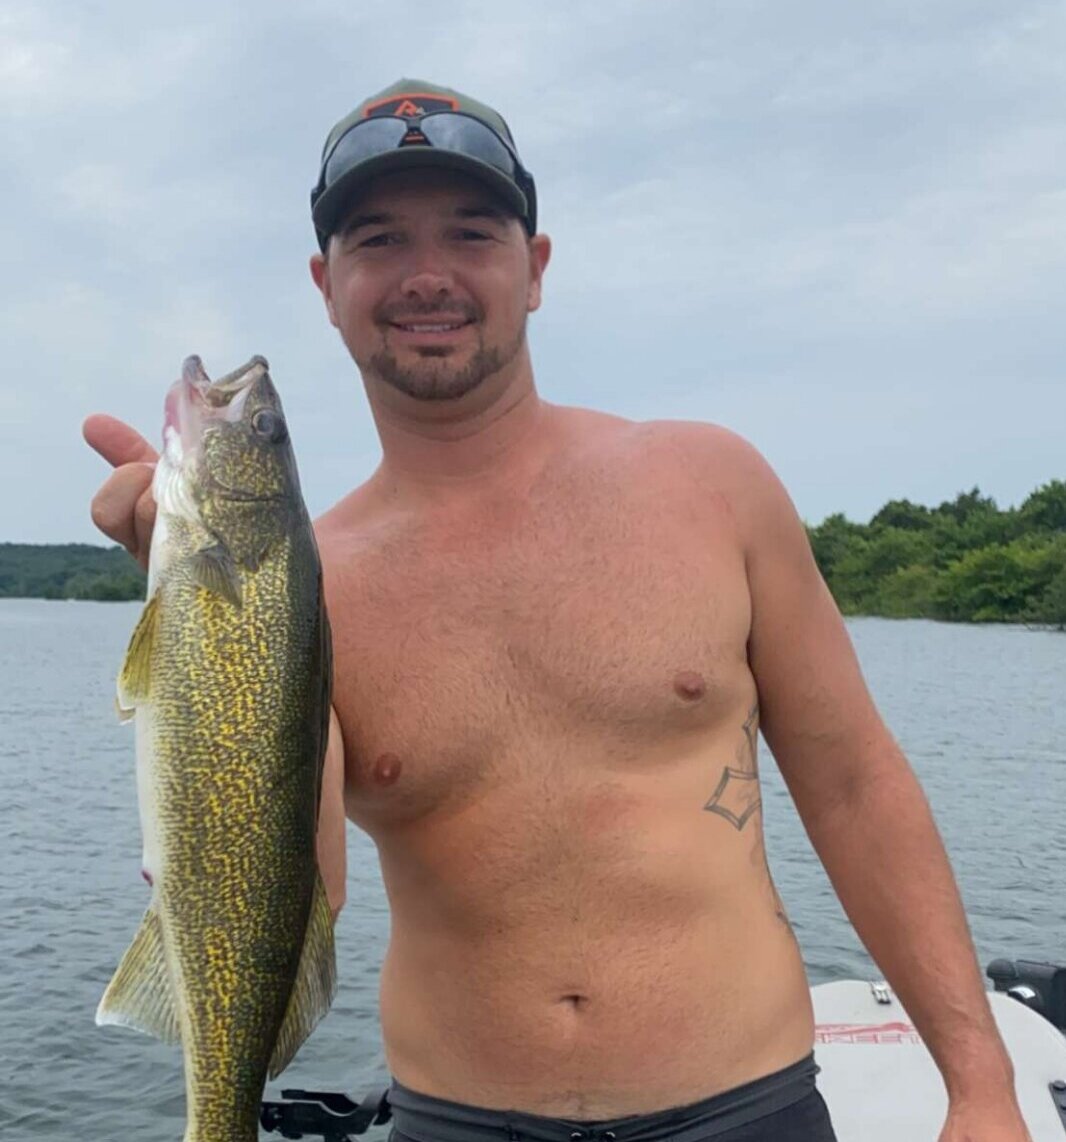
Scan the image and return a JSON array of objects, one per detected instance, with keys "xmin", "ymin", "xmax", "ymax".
[{"xmin": 83, "ymin": 414, "xmax": 159, "ymax": 468}]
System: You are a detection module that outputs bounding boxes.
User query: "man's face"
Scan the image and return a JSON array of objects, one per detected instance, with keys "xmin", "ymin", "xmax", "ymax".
[{"xmin": 310, "ymin": 169, "xmax": 550, "ymax": 403}]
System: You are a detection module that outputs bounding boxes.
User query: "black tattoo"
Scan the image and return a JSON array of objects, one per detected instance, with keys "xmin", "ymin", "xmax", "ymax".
[
  {"xmin": 703, "ymin": 703, "xmax": 762, "ymax": 830},
  {"xmin": 738, "ymin": 703, "xmax": 758, "ymax": 776}
]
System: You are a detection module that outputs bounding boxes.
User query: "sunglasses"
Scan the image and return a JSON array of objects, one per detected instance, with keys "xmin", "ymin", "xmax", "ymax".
[{"xmin": 312, "ymin": 111, "xmax": 537, "ymax": 234}]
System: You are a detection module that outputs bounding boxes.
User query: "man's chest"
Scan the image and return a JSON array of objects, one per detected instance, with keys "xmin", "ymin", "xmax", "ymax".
[{"xmin": 323, "ymin": 469, "xmax": 752, "ymax": 823}]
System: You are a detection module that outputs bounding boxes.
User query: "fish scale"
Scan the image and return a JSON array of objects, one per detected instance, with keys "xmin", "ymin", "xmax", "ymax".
[
  {"xmin": 158, "ymin": 554, "xmax": 313, "ymax": 1138},
  {"xmin": 96, "ymin": 356, "xmax": 335, "ymax": 1142}
]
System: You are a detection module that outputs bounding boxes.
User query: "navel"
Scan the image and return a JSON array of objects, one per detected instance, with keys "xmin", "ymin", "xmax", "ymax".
[
  {"xmin": 673, "ymin": 670, "xmax": 706, "ymax": 701},
  {"xmin": 372, "ymin": 752, "xmax": 403, "ymax": 786}
]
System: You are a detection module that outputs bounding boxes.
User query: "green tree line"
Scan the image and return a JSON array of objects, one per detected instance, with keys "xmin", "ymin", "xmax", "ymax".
[
  {"xmin": 3, "ymin": 481, "xmax": 1064, "ymax": 624},
  {"xmin": 0, "ymin": 543, "xmax": 146, "ymax": 601},
  {"xmin": 807, "ymin": 480, "xmax": 1066, "ymax": 627}
]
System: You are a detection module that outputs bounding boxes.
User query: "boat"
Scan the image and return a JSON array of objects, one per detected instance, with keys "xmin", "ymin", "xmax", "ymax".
[
  {"xmin": 260, "ymin": 958, "xmax": 1066, "ymax": 1140},
  {"xmin": 812, "ymin": 958, "xmax": 1066, "ymax": 1140}
]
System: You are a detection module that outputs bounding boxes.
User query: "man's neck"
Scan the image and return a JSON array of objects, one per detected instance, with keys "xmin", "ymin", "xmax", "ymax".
[{"xmin": 364, "ymin": 367, "xmax": 556, "ymax": 503}]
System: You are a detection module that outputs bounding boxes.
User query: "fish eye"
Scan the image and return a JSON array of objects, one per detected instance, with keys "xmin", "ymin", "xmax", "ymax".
[{"xmin": 251, "ymin": 408, "xmax": 288, "ymax": 443}]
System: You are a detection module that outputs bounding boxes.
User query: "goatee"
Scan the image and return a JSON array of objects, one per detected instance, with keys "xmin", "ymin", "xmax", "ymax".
[{"xmin": 369, "ymin": 319, "xmax": 527, "ymax": 402}]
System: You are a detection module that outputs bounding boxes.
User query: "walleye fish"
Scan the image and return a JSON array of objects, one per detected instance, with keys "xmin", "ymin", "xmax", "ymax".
[{"xmin": 96, "ymin": 355, "xmax": 335, "ymax": 1142}]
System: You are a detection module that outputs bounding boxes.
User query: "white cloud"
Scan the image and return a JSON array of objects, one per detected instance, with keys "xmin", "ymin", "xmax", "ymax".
[
  {"xmin": 1, "ymin": 0, "xmax": 1065, "ymax": 541},
  {"xmin": 0, "ymin": 5, "xmax": 219, "ymax": 118},
  {"xmin": 0, "ymin": 5, "xmax": 71, "ymax": 109}
]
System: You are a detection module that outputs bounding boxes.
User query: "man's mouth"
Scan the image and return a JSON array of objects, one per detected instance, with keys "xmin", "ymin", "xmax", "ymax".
[{"xmin": 390, "ymin": 319, "xmax": 472, "ymax": 333}]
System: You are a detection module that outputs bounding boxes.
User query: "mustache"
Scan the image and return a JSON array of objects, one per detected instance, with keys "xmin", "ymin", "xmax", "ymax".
[{"xmin": 377, "ymin": 299, "xmax": 481, "ymax": 324}]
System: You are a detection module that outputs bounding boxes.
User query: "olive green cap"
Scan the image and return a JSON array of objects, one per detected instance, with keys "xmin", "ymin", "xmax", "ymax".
[{"xmin": 310, "ymin": 78, "xmax": 536, "ymax": 248}]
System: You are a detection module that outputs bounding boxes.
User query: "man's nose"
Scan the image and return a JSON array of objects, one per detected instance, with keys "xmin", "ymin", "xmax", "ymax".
[{"xmin": 399, "ymin": 245, "xmax": 454, "ymax": 300}]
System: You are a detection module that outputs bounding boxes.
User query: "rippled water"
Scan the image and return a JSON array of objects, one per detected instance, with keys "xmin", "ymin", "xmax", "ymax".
[{"xmin": 2, "ymin": 601, "xmax": 1063, "ymax": 1140}]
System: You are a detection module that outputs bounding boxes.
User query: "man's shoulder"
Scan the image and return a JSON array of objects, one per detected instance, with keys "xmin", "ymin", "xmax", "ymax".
[
  {"xmin": 633, "ymin": 416, "xmax": 756, "ymax": 458},
  {"xmin": 557, "ymin": 405, "xmax": 768, "ymax": 478}
]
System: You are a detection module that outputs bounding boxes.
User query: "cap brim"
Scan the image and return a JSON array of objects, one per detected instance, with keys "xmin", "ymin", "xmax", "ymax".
[{"xmin": 312, "ymin": 149, "xmax": 529, "ymax": 245}]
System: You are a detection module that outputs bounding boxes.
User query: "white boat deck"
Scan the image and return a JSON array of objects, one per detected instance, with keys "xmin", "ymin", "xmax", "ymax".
[{"xmin": 812, "ymin": 980, "xmax": 1066, "ymax": 1141}]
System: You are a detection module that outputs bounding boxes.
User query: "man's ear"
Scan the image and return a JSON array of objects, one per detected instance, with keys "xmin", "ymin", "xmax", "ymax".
[
  {"xmin": 526, "ymin": 233, "xmax": 551, "ymax": 313},
  {"xmin": 310, "ymin": 251, "xmax": 339, "ymax": 328}
]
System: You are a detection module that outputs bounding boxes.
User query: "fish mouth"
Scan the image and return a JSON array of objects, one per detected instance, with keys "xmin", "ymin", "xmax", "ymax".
[
  {"xmin": 161, "ymin": 355, "xmax": 274, "ymax": 470},
  {"xmin": 156, "ymin": 356, "xmax": 277, "ymax": 517},
  {"xmin": 163, "ymin": 356, "xmax": 269, "ymax": 459}
]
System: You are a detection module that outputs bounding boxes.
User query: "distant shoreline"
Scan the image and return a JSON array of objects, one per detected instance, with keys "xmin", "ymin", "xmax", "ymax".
[
  {"xmin": 0, "ymin": 542, "xmax": 145, "ymax": 602},
  {"xmin": 4, "ymin": 478, "xmax": 1064, "ymax": 628},
  {"xmin": 806, "ymin": 482, "xmax": 1065, "ymax": 627},
  {"xmin": 4, "ymin": 596, "xmax": 1062, "ymax": 634}
]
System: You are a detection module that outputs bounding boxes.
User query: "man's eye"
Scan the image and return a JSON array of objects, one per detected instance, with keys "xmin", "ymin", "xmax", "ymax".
[
  {"xmin": 456, "ymin": 229, "xmax": 490, "ymax": 242},
  {"xmin": 358, "ymin": 233, "xmax": 400, "ymax": 248}
]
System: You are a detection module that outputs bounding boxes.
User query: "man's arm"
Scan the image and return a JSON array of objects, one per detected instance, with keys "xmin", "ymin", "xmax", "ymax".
[
  {"xmin": 317, "ymin": 707, "xmax": 348, "ymax": 920},
  {"xmin": 720, "ymin": 434, "xmax": 1022, "ymax": 1120}
]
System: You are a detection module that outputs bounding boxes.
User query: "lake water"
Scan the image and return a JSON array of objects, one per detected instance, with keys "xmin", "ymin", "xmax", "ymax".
[{"xmin": 1, "ymin": 600, "xmax": 1063, "ymax": 1140}]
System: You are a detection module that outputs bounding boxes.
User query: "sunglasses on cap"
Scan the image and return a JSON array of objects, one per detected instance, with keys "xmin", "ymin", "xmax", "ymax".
[{"xmin": 311, "ymin": 111, "xmax": 537, "ymax": 238}]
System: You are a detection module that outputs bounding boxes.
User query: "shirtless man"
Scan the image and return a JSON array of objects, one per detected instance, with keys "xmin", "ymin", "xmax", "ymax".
[{"xmin": 84, "ymin": 80, "xmax": 1030, "ymax": 1142}]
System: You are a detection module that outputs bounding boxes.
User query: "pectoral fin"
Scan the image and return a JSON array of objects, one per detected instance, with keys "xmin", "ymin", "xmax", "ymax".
[
  {"xmin": 190, "ymin": 544, "xmax": 242, "ymax": 608},
  {"xmin": 95, "ymin": 906, "xmax": 181, "ymax": 1044},
  {"xmin": 268, "ymin": 871, "xmax": 336, "ymax": 1078},
  {"xmin": 116, "ymin": 593, "xmax": 160, "ymax": 717}
]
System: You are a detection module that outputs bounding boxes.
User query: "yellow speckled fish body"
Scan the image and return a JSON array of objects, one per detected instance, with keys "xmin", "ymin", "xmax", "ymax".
[{"xmin": 97, "ymin": 356, "xmax": 334, "ymax": 1142}]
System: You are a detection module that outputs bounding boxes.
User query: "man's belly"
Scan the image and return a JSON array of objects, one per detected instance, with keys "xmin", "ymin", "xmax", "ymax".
[
  {"xmin": 375, "ymin": 832, "xmax": 815, "ymax": 1117},
  {"xmin": 350, "ymin": 709, "xmax": 815, "ymax": 1117}
]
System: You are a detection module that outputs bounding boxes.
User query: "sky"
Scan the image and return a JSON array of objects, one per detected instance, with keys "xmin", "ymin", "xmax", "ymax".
[{"xmin": 2, "ymin": 0, "xmax": 1064, "ymax": 543}]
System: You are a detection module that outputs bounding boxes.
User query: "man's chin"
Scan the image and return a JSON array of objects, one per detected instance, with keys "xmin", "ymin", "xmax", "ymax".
[
  {"xmin": 368, "ymin": 347, "xmax": 509, "ymax": 403},
  {"xmin": 375, "ymin": 363, "xmax": 487, "ymax": 402},
  {"xmin": 390, "ymin": 374, "xmax": 486, "ymax": 403}
]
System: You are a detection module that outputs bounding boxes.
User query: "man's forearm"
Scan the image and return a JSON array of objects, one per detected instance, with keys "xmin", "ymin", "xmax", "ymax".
[{"xmin": 801, "ymin": 751, "xmax": 1015, "ymax": 1103}]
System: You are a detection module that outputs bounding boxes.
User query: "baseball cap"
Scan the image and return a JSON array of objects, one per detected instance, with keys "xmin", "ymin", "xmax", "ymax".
[{"xmin": 310, "ymin": 79, "xmax": 537, "ymax": 250}]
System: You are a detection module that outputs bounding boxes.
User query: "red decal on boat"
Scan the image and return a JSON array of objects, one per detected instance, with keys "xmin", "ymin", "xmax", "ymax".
[{"xmin": 815, "ymin": 1021, "xmax": 922, "ymax": 1044}]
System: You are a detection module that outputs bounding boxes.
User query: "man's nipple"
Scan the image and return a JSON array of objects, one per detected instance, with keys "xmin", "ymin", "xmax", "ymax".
[
  {"xmin": 673, "ymin": 670, "xmax": 706, "ymax": 701},
  {"xmin": 372, "ymin": 752, "xmax": 403, "ymax": 786}
]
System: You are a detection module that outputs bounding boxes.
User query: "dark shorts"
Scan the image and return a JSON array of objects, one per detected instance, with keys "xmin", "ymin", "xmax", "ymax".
[{"xmin": 386, "ymin": 1053, "xmax": 837, "ymax": 1142}]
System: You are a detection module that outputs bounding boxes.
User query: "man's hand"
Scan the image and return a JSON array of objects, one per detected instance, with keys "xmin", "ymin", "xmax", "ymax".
[
  {"xmin": 83, "ymin": 415, "xmax": 159, "ymax": 569},
  {"xmin": 939, "ymin": 1097, "xmax": 1033, "ymax": 1141}
]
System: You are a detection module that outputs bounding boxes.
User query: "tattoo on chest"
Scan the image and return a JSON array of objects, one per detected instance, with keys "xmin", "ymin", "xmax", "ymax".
[
  {"xmin": 701, "ymin": 705, "xmax": 795, "ymax": 938},
  {"xmin": 703, "ymin": 703, "xmax": 761, "ymax": 830}
]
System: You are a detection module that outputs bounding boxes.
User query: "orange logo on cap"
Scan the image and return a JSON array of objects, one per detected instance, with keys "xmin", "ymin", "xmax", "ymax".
[{"xmin": 364, "ymin": 92, "xmax": 460, "ymax": 119}]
